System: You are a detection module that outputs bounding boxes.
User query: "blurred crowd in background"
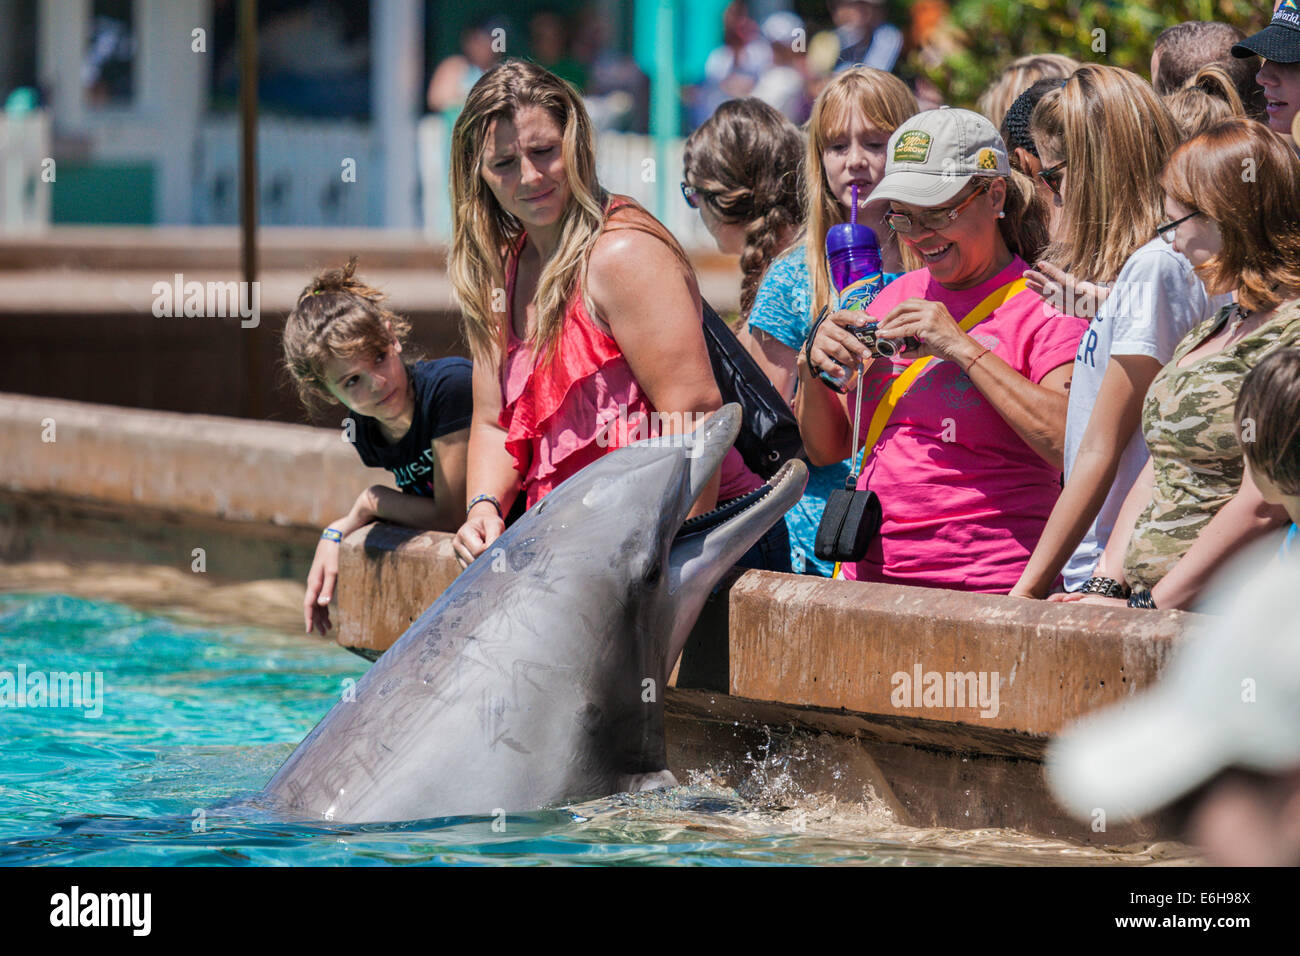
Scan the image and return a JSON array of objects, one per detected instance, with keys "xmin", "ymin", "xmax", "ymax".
[{"xmin": 427, "ymin": 0, "xmax": 956, "ymax": 134}]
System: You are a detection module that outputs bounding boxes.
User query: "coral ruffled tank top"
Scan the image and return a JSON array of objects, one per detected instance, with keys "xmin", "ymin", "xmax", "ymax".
[{"xmin": 498, "ymin": 200, "xmax": 759, "ymax": 509}]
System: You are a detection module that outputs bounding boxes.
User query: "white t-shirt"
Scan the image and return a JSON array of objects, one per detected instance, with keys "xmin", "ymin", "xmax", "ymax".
[{"xmin": 1060, "ymin": 238, "xmax": 1232, "ymax": 589}]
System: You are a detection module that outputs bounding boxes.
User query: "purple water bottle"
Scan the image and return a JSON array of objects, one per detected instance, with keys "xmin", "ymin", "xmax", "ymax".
[{"xmin": 826, "ymin": 188, "xmax": 884, "ymax": 302}]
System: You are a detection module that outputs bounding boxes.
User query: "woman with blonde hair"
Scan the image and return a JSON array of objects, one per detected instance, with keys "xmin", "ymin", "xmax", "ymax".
[
  {"xmin": 445, "ymin": 59, "xmax": 783, "ymax": 570},
  {"xmin": 1058, "ymin": 118, "xmax": 1300, "ymax": 611},
  {"xmin": 1163, "ymin": 64, "xmax": 1247, "ymax": 140},
  {"xmin": 976, "ymin": 53, "xmax": 1079, "ymax": 126},
  {"xmin": 725, "ymin": 67, "xmax": 917, "ymax": 575},
  {"xmin": 1011, "ymin": 65, "xmax": 1230, "ymax": 598}
]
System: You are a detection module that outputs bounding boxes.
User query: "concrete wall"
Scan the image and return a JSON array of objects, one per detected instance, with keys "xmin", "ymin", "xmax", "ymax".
[
  {"xmin": 334, "ymin": 524, "xmax": 1196, "ymax": 739},
  {"xmin": 0, "ymin": 393, "xmax": 391, "ymax": 579},
  {"xmin": 0, "ymin": 228, "xmax": 745, "ymax": 422}
]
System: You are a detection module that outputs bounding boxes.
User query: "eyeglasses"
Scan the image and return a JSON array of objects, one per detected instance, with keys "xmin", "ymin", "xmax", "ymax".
[
  {"xmin": 1037, "ymin": 159, "xmax": 1067, "ymax": 198},
  {"xmin": 884, "ymin": 180, "xmax": 991, "ymax": 234},
  {"xmin": 681, "ymin": 181, "xmax": 710, "ymax": 209},
  {"xmin": 1155, "ymin": 209, "xmax": 1202, "ymax": 243}
]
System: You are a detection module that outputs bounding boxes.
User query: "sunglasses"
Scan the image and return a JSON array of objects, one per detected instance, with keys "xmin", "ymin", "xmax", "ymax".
[
  {"xmin": 1155, "ymin": 209, "xmax": 1202, "ymax": 243},
  {"xmin": 681, "ymin": 181, "xmax": 711, "ymax": 209},
  {"xmin": 884, "ymin": 180, "xmax": 991, "ymax": 235},
  {"xmin": 1037, "ymin": 159, "xmax": 1067, "ymax": 197}
]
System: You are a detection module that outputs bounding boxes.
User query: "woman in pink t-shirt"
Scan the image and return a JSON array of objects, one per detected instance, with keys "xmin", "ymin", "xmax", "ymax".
[{"xmin": 800, "ymin": 108, "xmax": 1087, "ymax": 592}]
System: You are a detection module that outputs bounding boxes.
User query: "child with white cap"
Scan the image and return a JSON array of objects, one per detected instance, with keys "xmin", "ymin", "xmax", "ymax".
[{"xmin": 1047, "ymin": 549, "xmax": 1300, "ymax": 865}]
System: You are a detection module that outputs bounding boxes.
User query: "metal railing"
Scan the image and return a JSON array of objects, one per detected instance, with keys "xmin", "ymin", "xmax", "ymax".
[
  {"xmin": 193, "ymin": 117, "xmax": 378, "ymax": 227},
  {"xmin": 0, "ymin": 112, "xmax": 52, "ymax": 231}
]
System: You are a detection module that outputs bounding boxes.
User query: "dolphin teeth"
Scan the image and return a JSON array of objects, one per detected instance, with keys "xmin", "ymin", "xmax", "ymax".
[{"xmin": 673, "ymin": 461, "xmax": 796, "ymax": 541}]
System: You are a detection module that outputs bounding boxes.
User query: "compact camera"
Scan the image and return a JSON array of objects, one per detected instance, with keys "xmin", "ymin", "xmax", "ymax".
[{"xmin": 849, "ymin": 322, "xmax": 919, "ymax": 359}]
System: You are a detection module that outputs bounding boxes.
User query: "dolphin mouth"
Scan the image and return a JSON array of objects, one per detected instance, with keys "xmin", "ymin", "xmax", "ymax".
[
  {"xmin": 668, "ymin": 456, "xmax": 807, "ymax": 575},
  {"xmin": 673, "ymin": 460, "xmax": 802, "ymax": 544}
]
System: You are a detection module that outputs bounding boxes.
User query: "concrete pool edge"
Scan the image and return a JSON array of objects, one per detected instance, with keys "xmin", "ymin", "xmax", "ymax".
[{"xmin": 336, "ymin": 523, "xmax": 1199, "ymax": 846}]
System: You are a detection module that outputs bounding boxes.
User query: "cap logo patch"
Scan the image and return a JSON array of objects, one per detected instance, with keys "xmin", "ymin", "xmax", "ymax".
[
  {"xmin": 894, "ymin": 130, "xmax": 932, "ymax": 164},
  {"xmin": 976, "ymin": 148, "xmax": 999, "ymax": 170},
  {"xmin": 1276, "ymin": 0, "xmax": 1299, "ymax": 27}
]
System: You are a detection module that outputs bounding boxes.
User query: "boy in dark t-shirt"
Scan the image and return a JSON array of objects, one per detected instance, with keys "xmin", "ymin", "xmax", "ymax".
[
  {"xmin": 349, "ymin": 357, "xmax": 473, "ymax": 497},
  {"xmin": 283, "ymin": 260, "xmax": 474, "ymax": 635}
]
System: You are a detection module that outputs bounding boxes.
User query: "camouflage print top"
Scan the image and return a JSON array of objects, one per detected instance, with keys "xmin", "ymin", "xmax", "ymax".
[{"xmin": 1124, "ymin": 300, "xmax": 1300, "ymax": 589}]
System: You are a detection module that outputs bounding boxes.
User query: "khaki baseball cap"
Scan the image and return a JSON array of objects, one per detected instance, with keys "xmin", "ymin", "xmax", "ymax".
[{"xmin": 868, "ymin": 106, "xmax": 1011, "ymax": 208}]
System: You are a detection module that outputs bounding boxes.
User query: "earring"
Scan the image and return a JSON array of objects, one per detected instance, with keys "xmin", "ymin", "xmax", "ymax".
[{"xmin": 997, "ymin": 211, "xmax": 1006, "ymax": 219}]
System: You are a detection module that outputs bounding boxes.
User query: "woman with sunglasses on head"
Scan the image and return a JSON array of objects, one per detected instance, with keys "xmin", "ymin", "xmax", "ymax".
[
  {"xmin": 1055, "ymin": 118, "xmax": 1300, "ymax": 612},
  {"xmin": 1010, "ymin": 66, "xmax": 1232, "ymax": 599},
  {"xmin": 446, "ymin": 60, "xmax": 780, "ymax": 571},
  {"xmin": 683, "ymin": 70, "xmax": 917, "ymax": 576},
  {"xmin": 801, "ymin": 107, "xmax": 1087, "ymax": 593}
]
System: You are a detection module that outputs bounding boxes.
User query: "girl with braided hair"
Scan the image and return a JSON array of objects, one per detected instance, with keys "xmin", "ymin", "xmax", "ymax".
[
  {"xmin": 681, "ymin": 97, "xmax": 805, "ymax": 321},
  {"xmin": 283, "ymin": 258, "xmax": 473, "ymax": 635}
]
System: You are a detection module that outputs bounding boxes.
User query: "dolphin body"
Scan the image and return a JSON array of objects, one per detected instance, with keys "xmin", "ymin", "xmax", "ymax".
[{"xmin": 260, "ymin": 405, "xmax": 807, "ymax": 823}]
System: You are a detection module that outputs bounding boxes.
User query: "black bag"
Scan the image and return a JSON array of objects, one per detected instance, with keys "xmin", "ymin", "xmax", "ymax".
[
  {"xmin": 701, "ymin": 299, "xmax": 804, "ymax": 478},
  {"xmin": 814, "ymin": 481, "xmax": 881, "ymax": 563}
]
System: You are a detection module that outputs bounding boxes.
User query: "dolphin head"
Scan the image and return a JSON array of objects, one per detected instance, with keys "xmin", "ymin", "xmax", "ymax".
[
  {"xmin": 524, "ymin": 404, "xmax": 807, "ymax": 678},
  {"xmin": 259, "ymin": 404, "xmax": 807, "ymax": 821}
]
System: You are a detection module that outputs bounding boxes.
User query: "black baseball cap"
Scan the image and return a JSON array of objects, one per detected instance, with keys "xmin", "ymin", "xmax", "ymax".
[{"xmin": 1233, "ymin": 1, "xmax": 1300, "ymax": 63}]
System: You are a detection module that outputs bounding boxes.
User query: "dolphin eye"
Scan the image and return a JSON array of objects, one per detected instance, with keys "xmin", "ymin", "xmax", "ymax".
[{"xmin": 644, "ymin": 561, "xmax": 663, "ymax": 586}]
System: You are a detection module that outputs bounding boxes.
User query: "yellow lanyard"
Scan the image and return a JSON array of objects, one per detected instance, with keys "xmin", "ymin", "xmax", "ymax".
[{"xmin": 831, "ymin": 277, "xmax": 1029, "ymax": 579}]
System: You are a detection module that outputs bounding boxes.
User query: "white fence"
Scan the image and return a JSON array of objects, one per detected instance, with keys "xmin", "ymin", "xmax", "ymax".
[
  {"xmin": 417, "ymin": 114, "xmax": 715, "ymax": 250},
  {"xmin": 193, "ymin": 118, "xmax": 378, "ymax": 227},
  {"xmin": 0, "ymin": 112, "xmax": 52, "ymax": 231}
]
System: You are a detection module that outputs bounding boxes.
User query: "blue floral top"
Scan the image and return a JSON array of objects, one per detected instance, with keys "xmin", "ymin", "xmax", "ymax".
[{"xmin": 747, "ymin": 244, "xmax": 901, "ymax": 576}]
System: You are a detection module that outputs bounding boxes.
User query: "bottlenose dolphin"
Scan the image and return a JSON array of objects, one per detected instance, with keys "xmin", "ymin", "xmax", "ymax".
[{"xmin": 260, "ymin": 405, "xmax": 807, "ymax": 823}]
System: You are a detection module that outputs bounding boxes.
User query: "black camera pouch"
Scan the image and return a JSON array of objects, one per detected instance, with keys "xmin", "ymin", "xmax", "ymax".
[{"xmin": 814, "ymin": 484, "xmax": 881, "ymax": 563}]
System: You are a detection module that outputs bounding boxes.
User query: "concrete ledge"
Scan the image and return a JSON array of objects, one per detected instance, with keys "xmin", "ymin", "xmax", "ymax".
[
  {"xmin": 331, "ymin": 526, "xmax": 1200, "ymax": 743},
  {"xmin": 0, "ymin": 393, "xmax": 391, "ymax": 528},
  {"xmin": 729, "ymin": 575, "xmax": 1190, "ymax": 738},
  {"xmin": 337, "ymin": 524, "xmax": 463, "ymax": 655}
]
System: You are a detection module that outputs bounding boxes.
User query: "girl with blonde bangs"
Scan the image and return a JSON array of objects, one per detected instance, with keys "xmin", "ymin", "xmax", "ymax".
[
  {"xmin": 733, "ymin": 67, "xmax": 917, "ymax": 575},
  {"xmin": 1056, "ymin": 118, "xmax": 1300, "ymax": 612},
  {"xmin": 1013, "ymin": 65, "xmax": 1231, "ymax": 598},
  {"xmin": 446, "ymin": 59, "xmax": 781, "ymax": 572},
  {"xmin": 804, "ymin": 67, "xmax": 919, "ymax": 321}
]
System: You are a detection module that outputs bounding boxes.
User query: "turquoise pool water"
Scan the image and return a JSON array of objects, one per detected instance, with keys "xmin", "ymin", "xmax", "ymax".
[{"xmin": 0, "ymin": 591, "xmax": 1171, "ymax": 866}]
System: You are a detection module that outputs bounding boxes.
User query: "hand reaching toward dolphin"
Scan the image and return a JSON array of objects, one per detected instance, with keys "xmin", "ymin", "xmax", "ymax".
[{"xmin": 453, "ymin": 504, "xmax": 505, "ymax": 568}]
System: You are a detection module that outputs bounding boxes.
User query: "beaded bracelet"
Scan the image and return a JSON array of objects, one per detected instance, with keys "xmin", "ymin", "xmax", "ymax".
[
  {"xmin": 467, "ymin": 493, "xmax": 502, "ymax": 518},
  {"xmin": 965, "ymin": 346, "xmax": 992, "ymax": 374},
  {"xmin": 321, "ymin": 527, "xmax": 344, "ymax": 543}
]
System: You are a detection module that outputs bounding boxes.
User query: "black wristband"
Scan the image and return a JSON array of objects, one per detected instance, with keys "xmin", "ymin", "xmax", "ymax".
[
  {"xmin": 1127, "ymin": 589, "xmax": 1157, "ymax": 609},
  {"xmin": 803, "ymin": 306, "xmax": 849, "ymax": 393},
  {"xmin": 1080, "ymin": 576, "xmax": 1130, "ymax": 599}
]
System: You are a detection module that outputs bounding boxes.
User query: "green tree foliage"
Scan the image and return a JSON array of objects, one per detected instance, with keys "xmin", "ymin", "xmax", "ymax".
[{"xmin": 912, "ymin": 0, "xmax": 1272, "ymax": 108}]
